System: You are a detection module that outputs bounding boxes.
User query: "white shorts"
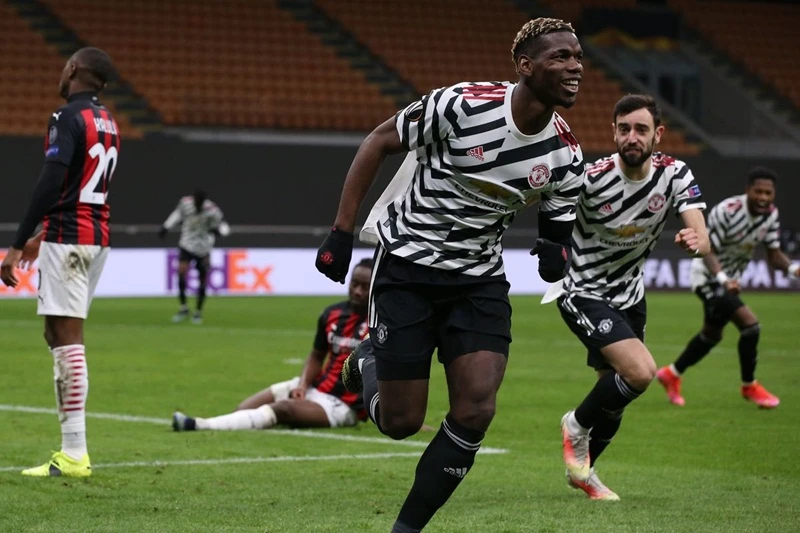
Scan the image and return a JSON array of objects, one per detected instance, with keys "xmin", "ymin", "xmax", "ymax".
[
  {"xmin": 270, "ymin": 377, "xmax": 358, "ymax": 428},
  {"xmin": 37, "ymin": 242, "xmax": 109, "ymax": 319}
]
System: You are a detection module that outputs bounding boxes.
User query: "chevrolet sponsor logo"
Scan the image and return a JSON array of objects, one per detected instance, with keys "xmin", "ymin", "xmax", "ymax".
[{"xmin": 612, "ymin": 225, "xmax": 647, "ymax": 238}]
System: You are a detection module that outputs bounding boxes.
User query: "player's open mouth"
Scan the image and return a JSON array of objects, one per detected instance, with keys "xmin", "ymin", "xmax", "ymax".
[{"xmin": 561, "ymin": 79, "xmax": 580, "ymax": 94}]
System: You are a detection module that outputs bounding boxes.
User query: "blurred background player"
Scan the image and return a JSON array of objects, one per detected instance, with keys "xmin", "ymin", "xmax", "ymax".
[
  {"xmin": 0, "ymin": 47, "xmax": 119, "ymax": 477},
  {"xmin": 172, "ymin": 259, "xmax": 373, "ymax": 431},
  {"xmin": 158, "ymin": 188, "xmax": 229, "ymax": 324},
  {"xmin": 657, "ymin": 167, "xmax": 798, "ymax": 409},
  {"xmin": 555, "ymin": 95, "xmax": 708, "ymax": 500}
]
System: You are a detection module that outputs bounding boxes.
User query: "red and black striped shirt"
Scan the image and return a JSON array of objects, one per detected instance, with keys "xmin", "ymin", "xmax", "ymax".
[
  {"xmin": 312, "ymin": 301, "xmax": 369, "ymax": 411},
  {"xmin": 42, "ymin": 91, "xmax": 121, "ymax": 246}
]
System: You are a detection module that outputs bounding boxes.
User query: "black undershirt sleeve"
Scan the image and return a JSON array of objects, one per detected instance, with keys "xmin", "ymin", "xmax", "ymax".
[{"xmin": 12, "ymin": 161, "xmax": 67, "ymax": 249}]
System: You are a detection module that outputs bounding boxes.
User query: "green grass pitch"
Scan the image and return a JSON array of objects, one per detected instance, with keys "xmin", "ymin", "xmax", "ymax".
[{"xmin": 1, "ymin": 293, "xmax": 798, "ymax": 532}]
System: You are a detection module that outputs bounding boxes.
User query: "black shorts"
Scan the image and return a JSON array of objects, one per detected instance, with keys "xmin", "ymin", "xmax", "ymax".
[
  {"xmin": 695, "ymin": 282, "xmax": 744, "ymax": 328},
  {"xmin": 557, "ymin": 294, "xmax": 647, "ymax": 371},
  {"xmin": 369, "ymin": 246, "xmax": 512, "ymax": 381},
  {"xmin": 178, "ymin": 247, "xmax": 209, "ymax": 267}
]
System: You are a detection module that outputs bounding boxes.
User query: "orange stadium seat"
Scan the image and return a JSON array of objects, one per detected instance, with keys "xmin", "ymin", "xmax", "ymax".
[
  {"xmin": 0, "ymin": 3, "xmax": 141, "ymax": 138},
  {"xmin": 316, "ymin": 0, "xmax": 696, "ymax": 154},
  {"xmin": 669, "ymin": 0, "xmax": 800, "ymax": 110},
  {"xmin": 43, "ymin": 0, "xmax": 398, "ymax": 130}
]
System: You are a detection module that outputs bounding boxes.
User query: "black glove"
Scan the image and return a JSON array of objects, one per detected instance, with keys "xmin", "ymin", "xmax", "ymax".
[
  {"xmin": 530, "ymin": 238, "xmax": 570, "ymax": 282},
  {"xmin": 315, "ymin": 227, "xmax": 354, "ymax": 283},
  {"xmin": 157, "ymin": 227, "xmax": 167, "ymax": 239}
]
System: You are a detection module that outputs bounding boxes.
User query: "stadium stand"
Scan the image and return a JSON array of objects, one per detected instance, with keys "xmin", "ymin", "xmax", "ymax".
[
  {"xmin": 316, "ymin": 0, "xmax": 697, "ymax": 153},
  {"xmin": 41, "ymin": 0, "xmax": 398, "ymax": 130},
  {"xmin": 0, "ymin": 2, "xmax": 137, "ymax": 138},
  {"xmin": 669, "ymin": 0, "xmax": 800, "ymax": 110},
  {"xmin": 2, "ymin": 0, "xmax": 700, "ymax": 152}
]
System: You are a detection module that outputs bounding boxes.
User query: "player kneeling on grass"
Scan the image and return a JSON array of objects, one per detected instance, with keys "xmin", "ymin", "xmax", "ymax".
[{"xmin": 173, "ymin": 259, "xmax": 372, "ymax": 431}]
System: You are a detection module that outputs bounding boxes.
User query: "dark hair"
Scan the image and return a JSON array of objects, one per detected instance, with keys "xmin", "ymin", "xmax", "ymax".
[
  {"xmin": 613, "ymin": 94, "xmax": 661, "ymax": 127},
  {"xmin": 355, "ymin": 257, "xmax": 374, "ymax": 270},
  {"xmin": 511, "ymin": 18, "xmax": 575, "ymax": 74},
  {"xmin": 74, "ymin": 47, "xmax": 115, "ymax": 88},
  {"xmin": 747, "ymin": 166, "xmax": 777, "ymax": 186}
]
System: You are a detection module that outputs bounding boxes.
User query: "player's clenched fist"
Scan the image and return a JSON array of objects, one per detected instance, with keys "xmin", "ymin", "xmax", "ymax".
[
  {"xmin": 674, "ymin": 227, "xmax": 701, "ymax": 255},
  {"xmin": 315, "ymin": 227, "xmax": 354, "ymax": 284}
]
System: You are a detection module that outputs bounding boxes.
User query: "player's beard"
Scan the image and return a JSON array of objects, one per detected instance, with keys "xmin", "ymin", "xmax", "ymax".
[{"xmin": 617, "ymin": 137, "xmax": 655, "ymax": 168}]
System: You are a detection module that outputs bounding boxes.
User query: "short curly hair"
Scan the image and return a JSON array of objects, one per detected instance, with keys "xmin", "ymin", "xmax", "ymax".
[{"xmin": 511, "ymin": 18, "xmax": 575, "ymax": 74}]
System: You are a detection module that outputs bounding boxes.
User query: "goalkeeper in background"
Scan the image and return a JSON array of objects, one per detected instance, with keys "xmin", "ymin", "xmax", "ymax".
[{"xmin": 158, "ymin": 188, "xmax": 229, "ymax": 324}]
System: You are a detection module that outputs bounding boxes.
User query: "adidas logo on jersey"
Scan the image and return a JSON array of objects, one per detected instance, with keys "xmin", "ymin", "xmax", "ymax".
[
  {"xmin": 600, "ymin": 203, "xmax": 614, "ymax": 215},
  {"xmin": 467, "ymin": 146, "xmax": 484, "ymax": 161},
  {"xmin": 443, "ymin": 467, "xmax": 469, "ymax": 478}
]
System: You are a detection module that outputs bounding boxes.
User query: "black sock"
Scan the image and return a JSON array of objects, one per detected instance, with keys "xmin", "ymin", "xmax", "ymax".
[
  {"xmin": 588, "ymin": 408, "xmax": 624, "ymax": 467},
  {"xmin": 674, "ymin": 333, "xmax": 718, "ymax": 374},
  {"xmin": 178, "ymin": 275, "xmax": 187, "ymax": 306},
  {"xmin": 394, "ymin": 415, "xmax": 484, "ymax": 531},
  {"xmin": 197, "ymin": 281, "xmax": 207, "ymax": 312},
  {"xmin": 361, "ymin": 354, "xmax": 385, "ymax": 434},
  {"xmin": 574, "ymin": 372, "xmax": 641, "ymax": 429},
  {"xmin": 738, "ymin": 324, "xmax": 760, "ymax": 383}
]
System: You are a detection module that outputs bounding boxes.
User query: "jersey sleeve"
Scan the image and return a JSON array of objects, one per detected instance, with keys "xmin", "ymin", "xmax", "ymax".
[
  {"xmin": 163, "ymin": 201, "xmax": 184, "ymax": 230},
  {"xmin": 706, "ymin": 203, "xmax": 726, "ymax": 253},
  {"xmin": 764, "ymin": 209, "xmax": 781, "ymax": 249},
  {"xmin": 44, "ymin": 106, "xmax": 79, "ymax": 166},
  {"xmin": 673, "ymin": 166, "xmax": 706, "ymax": 214},
  {"xmin": 539, "ymin": 156, "xmax": 585, "ymax": 222},
  {"xmin": 313, "ymin": 311, "xmax": 330, "ymax": 352},
  {"xmin": 395, "ymin": 86, "xmax": 461, "ymax": 151}
]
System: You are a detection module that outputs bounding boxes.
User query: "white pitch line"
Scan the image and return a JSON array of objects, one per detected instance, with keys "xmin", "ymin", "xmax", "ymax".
[
  {"xmin": 0, "ymin": 452, "xmax": 426, "ymax": 473},
  {"xmin": 0, "ymin": 404, "xmax": 509, "ymax": 454}
]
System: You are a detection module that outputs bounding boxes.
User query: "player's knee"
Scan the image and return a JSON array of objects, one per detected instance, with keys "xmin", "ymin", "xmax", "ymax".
[
  {"xmin": 622, "ymin": 359, "xmax": 657, "ymax": 391},
  {"xmin": 381, "ymin": 412, "xmax": 425, "ymax": 440},
  {"xmin": 449, "ymin": 398, "xmax": 496, "ymax": 433},
  {"xmin": 270, "ymin": 400, "xmax": 294, "ymax": 422},
  {"xmin": 739, "ymin": 323, "xmax": 760, "ymax": 338},
  {"xmin": 43, "ymin": 329, "xmax": 55, "ymax": 348},
  {"xmin": 701, "ymin": 326, "xmax": 723, "ymax": 344}
]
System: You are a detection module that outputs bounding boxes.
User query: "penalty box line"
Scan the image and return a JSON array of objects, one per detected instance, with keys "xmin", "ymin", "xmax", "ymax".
[{"xmin": 0, "ymin": 404, "xmax": 509, "ymax": 455}]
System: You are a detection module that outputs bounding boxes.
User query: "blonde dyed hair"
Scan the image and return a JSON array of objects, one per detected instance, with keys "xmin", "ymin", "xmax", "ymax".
[{"xmin": 511, "ymin": 18, "xmax": 575, "ymax": 73}]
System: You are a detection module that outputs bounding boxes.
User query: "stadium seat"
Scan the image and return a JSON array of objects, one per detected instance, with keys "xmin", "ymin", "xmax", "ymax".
[
  {"xmin": 316, "ymin": 0, "xmax": 697, "ymax": 154},
  {"xmin": 43, "ymin": 0, "xmax": 398, "ymax": 130},
  {"xmin": 669, "ymin": 0, "xmax": 800, "ymax": 110},
  {"xmin": 0, "ymin": 2, "xmax": 142, "ymax": 138}
]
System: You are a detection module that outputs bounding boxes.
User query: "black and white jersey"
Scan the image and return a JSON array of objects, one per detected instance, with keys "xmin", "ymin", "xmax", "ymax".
[
  {"xmin": 689, "ymin": 194, "xmax": 780, "ymax": 287},
  {"xmin": 370, "ymin": 81, "xmax": 584, "ymax": 277},
  {"xmin": 163, "ymin": 197, "xmax": 228, "ymax": 257},
  {"xmin": 564, "ymin": 153, "xmax": 706, "ymax": 309}
]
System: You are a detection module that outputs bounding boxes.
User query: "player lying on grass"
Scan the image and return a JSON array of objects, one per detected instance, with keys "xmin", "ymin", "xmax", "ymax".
[{"xmin": 173, "ymin": 259, "xmax": 372, "ymax": 431}]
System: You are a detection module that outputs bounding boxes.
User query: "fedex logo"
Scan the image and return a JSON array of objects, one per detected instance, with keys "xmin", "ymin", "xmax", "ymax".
[
  {"xmin": 0, "ymin": 252, "xmax": 38, "ymax": 296},
  {"xmin": 166, "ymin": 250, "xmax": 273, "ymax": 294}
]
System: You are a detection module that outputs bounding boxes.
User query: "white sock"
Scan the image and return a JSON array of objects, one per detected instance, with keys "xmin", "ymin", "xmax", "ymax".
[
  {"xmin": 196, "ymin": 405, "xmax": 277, "ymax": 430},
  {"xmin": 567, "ymin": 411, "xmax": 590, "ymax": 435},
  {"xmin": 669, "ymin": 364, "xmax": 681, "ymax": 377},
  {"xmin": 53, "ymin": 345, "xmax": 88, "ymax": 460}
]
